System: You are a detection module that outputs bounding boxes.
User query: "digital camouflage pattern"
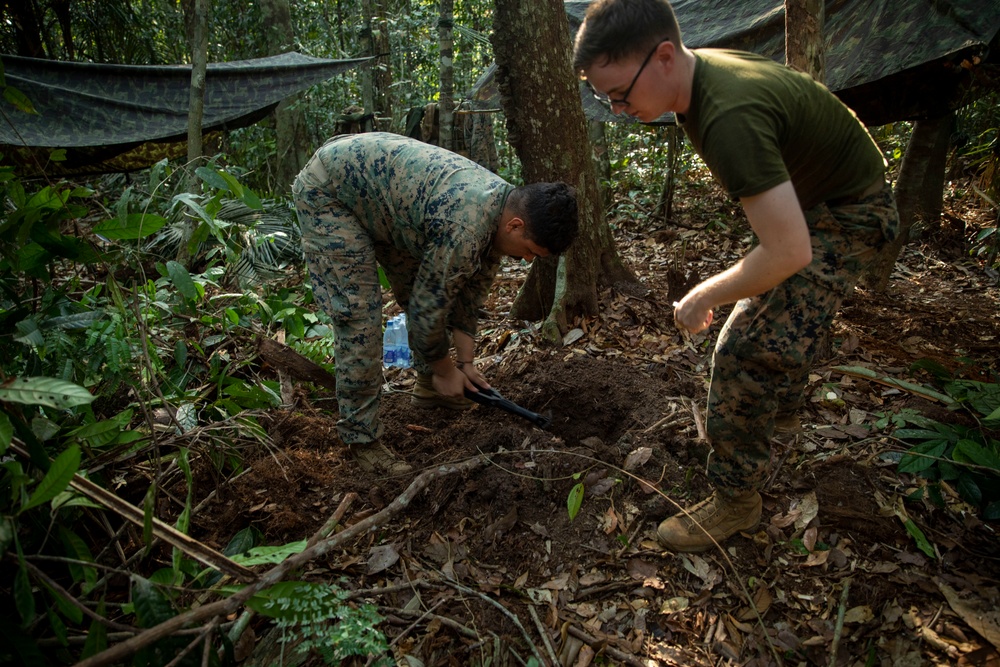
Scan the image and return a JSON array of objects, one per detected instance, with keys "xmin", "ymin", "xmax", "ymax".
[
  {"xmin": 292, "ymin": 132, "xmax": 512, "ymax": 445},
  {"xmin": 706, "ymin": 184, "xmax": 899, "ymax": 495}
]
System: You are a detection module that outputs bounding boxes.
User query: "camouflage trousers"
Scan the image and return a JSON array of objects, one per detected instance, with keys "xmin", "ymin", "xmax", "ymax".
[
  {"xmin": 293, "ymin": 153, "xmax": 438, "ymax": 446},
  {"xmin": 706, "ymin": 182, "xmax": 899, "ymax": 496}
]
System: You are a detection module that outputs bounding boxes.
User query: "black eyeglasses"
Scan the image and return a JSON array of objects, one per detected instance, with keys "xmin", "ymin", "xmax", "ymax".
[{"xmin": 584, "ymin": 39, "xmax": 667, "ymax": 112}]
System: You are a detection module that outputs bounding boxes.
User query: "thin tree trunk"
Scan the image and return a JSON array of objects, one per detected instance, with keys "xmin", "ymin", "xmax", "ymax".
[
  {"xmin": 373, "ymin": 0, "xmax": 394, "ymax": 125},
  {"xmin": 261, "ymin": 0, "xmax": 309, "ymax": 192},
  {"xmin": 492, "ymin": 0, "xmax": 633, "ymax": 341},
  {"xmin": 862, "ymin": 114, "xmax": 953, "ymax": 291},
  {"xmin": 185, "ymin": 0, "xmax": 209, "ymax": 190},
  {"xmin": 438, "ymin": 0, "xmax": 455, "ymax": 151},
  {"xmin": 1, "ymin": 0, "xmax": 46, "ymax": 57},
  {"xmin": 360, "ymin": 0, "xmax": 376, "ymax": 119},
  {"xmin": 785, "ymin": 0, "xmax": 824, "ymax": 81}
]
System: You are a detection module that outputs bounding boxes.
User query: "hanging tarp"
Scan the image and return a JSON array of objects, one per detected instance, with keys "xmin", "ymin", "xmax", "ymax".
[
  {"xmin": 0, "ymin": 51, "xmax": 370, "ymax": 175},
  {"xmin": 468, "ymin": 0, "xmax": 1000, "ymax": 125}
]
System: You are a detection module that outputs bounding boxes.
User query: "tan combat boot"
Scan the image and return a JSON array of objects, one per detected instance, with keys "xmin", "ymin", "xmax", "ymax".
[
  {"xmin": 773, "ymin": 414, "xmax": 802, "ymax": 436},
  {"xmin": 410, "ymin": 374, "xmax": 474, "ymax": 410},
  {"xmin": 656, "ymin": 491, "xmax": 762, "ymax": 553},
  {"xmin": 349, "ymin": 442, "xmax": 413, "ymax": 475}
]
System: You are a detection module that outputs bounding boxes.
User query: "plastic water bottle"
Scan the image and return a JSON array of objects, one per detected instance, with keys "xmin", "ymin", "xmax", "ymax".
[
  {"xmin": 382, "ymin": 320, "xmax": 397, "ymax": 368},
  {"xmin": 394, "ymin": 314, "xmax": 412, "ymax": 369}
]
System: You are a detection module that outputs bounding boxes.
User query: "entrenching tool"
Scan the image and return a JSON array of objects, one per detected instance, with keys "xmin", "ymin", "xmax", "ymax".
[{"xmin": 463, "ymin": 384, "xmax": 552, "ymax": 429}]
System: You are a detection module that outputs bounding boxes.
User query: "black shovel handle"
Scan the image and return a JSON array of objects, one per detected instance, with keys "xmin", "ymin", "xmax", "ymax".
[{"xmin": 464, "ymin": 385, "xmax": 551, "ymax": 429}]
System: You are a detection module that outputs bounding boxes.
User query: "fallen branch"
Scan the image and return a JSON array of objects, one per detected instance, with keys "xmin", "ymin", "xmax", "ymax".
[
  {"xmin": 829, "ymin": 578, "xmax": 851, "ymax": 667},
  {"xmin": 73, "ymin": 456, "xmax": 485, "ymax": 667}
]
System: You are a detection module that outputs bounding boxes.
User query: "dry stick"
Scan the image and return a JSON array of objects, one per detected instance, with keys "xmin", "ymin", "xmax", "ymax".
[
  {"xmin": 829, "ymin": 578, "xmax": 852, "ymax": 667},
  {"xmin": 565, "ymin": 625, "xmax": 646, "ymax": 667},
  {"xmin": 307, "ymin": 491, "xmax": 358, "ymax": 547},
  {"xmin": 436, "ymin": 579, "xmax": 546, "ymax": 667},
  {"xmin": 72, "ymin": 456, "xmax": 485, "ymax": 667},
  {"xmin": 383, "ymin": 606, "xmax": 479, "ymax": 639},
  {"xmin": 527, "ymin": 604, "xmax": 560, "ymax": 666},
  {"xmin": 374, "ymin": 597, "xmax": 450, "ymax": 667}
]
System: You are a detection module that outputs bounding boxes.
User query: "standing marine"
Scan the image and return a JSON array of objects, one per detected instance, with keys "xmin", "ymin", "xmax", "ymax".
[{"xmin": 573, "ymin": 0, "xmax": 899, "ymax": 551}]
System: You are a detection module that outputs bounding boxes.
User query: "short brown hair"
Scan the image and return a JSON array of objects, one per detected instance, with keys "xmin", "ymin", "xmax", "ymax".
[{"xmin": 573, "ymin": 0, "xmax": 683, "ymax": 72}]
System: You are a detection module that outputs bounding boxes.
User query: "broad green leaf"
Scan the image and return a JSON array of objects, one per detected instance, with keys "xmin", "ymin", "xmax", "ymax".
[
  {"xmin": 956, "ymin": 473, "xmax": 982, "ymax": 505},
  {"xmin": 47, "ymin": 608, "xmax": 68, "ymax": 646},
  {"xmin": 21, "ymin": 444, "xmax": 80, "ymax": 513},
  {"xmin": 216, "ymin": 170, "xmax": 245, "ymax": 198},
  {"xmin": 68, "ymin": 420, "xmax": 121, "ymax": 449},
  {"xmin": 14, "ymin": 319, "xmax": 45, "ymax": 346},
  {"xmin": 92, "ymin": 213, "xmax": 167, "ymax": 241},
  {"xmin": 241, "ymin": 187, "xmax": 262, "ymax": 210},
  {"xmin": 131, "ymin": 575, "xmax": 176, "ymax": 628},
  {"xmin": 59, "ymin": 527, "xmax": 97, "ymax": 592},
  {"xmin": 166, "ymin": 260, "xmax": 198, "ymax": 301},
  {"xmin": 4, "ymin": 85, "xmax": 37, "ymax": 113},
  {"xmin": 230, "ymin": 539, "xmax": 307, "ymax": 566},
  {"xmin": 953, "ymin": 440, "xmax": 1000, "ymax": 471},
  {"xmin": 897, "ymin": 441, "xmax": 947, "ymax": 474},
  {"xmin": 224, "ymin": 527, "xmax": 260, "ymax": 557},
  {"xmin": 0, "ymin": 377, "xmax": 95, "ymax": 409},
  {"xmin": 14, "ymin": 564, "xmax": 36, "ymax": 624},
  {"xmin": 902, "ymin": 519, "xmax": 935, "ymax": 558},
  {"xmin": 0, "ymin": 411, "xmax": 12, "ymax": 454},
  {"xmin": 44, "ymin": 311, "xmax": 101, "ymax": 330},
  {"xmin": 567, "ymin": 482, "xmax": 585, "ymax": 521},
  {"xmin": 42, "ymin": 580, "xmax": 83, "ymax": 624},
  {"xmin": 196, "ymin": 166, "xmax": 230, "ymax": 191}
]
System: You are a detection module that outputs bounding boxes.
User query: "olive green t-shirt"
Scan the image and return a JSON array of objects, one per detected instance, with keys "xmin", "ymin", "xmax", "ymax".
[{"xmin": 678, "ymin": 49, "xmax": 885, "ymax": 210}]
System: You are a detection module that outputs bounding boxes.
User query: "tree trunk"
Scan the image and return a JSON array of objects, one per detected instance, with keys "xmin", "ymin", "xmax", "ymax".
[
  {"xmin": 588, "ymin": 119, "xmax": 610, "ymax": 208},
  {"xmin": 492, "ymin": 0, "xmax": 634, "ymax": 341},
  {"xmin": 2, "ymin": 0, "xmax": 46, "ymax": 57},
  {"xmin": 438, "ymin": 0, "xmax": 455, "ymax": 151},
  {"xmin": 862, "ymin": 113, "xmax": 953, "ymax": 291},
  {"xmin": 261, "ymin": 0, "xmax": 309, "ymax": 192},
  {"xmin": 785, "ymin": 0, "xmax": 824, "ymax": 81},
  {"xmin": 185, "ymin": 0, "xmax": 209, "ymax": 189},
  {"xmin": 373, "ymin": 0, "xmax": 394, "ymax": 124},
  {"xmin": 360, "ymin": 0, "xmax": 376, "ymax": 118}
]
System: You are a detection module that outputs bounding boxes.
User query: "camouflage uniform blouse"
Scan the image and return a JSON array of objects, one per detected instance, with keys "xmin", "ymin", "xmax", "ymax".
[{"xmin": 308, "ymin": 132, "xmax": 512, "ymax": 364}]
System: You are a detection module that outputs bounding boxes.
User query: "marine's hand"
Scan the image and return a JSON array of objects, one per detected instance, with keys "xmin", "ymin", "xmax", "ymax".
[
  {"xmin": 673, "ymin": 298, "xmax": 714, "ymax": 333},
  {"xmin": 432, "ymin": 366, "xmax": 473, "ymax": 397},
  {"xmin": 459, "ymin": 362, "xmax": 490, "ymax": 390}
]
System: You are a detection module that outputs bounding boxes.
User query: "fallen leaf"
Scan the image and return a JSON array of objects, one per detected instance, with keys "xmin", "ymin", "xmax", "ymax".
[
  {"xmin": 541, "ymin": 572, "xmax": 571, "ymax": 590},
  {"xmin": 937, "ymin": 580, "xmax": 1000, "ymax": 651},
  {"xmin": 844, "ymin": 605, "xmax": 874, "ymax": 624},
  {"xmin": 794, "ymin": 491, "xmax": 819, "ymax": 531},
  {"xmin": 660, "ymin": 597, "xmax": 690, "ymax": 614},
  {"xmin": 366, "ymin": 544, "xmax": 400, "ymax": 574},
  {"xmin": 623, "ymin": 447, "xmax": 653, "ymax": 471}
]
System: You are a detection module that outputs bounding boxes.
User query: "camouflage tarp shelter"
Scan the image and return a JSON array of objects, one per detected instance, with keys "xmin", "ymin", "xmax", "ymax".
[
  {"xmin": 469, "ymin": 0, "xmax": 1000, "ymax": 125},
  {"xmin": 0, "ymin": 52, "xmax": 370, "ymax": 176}
]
